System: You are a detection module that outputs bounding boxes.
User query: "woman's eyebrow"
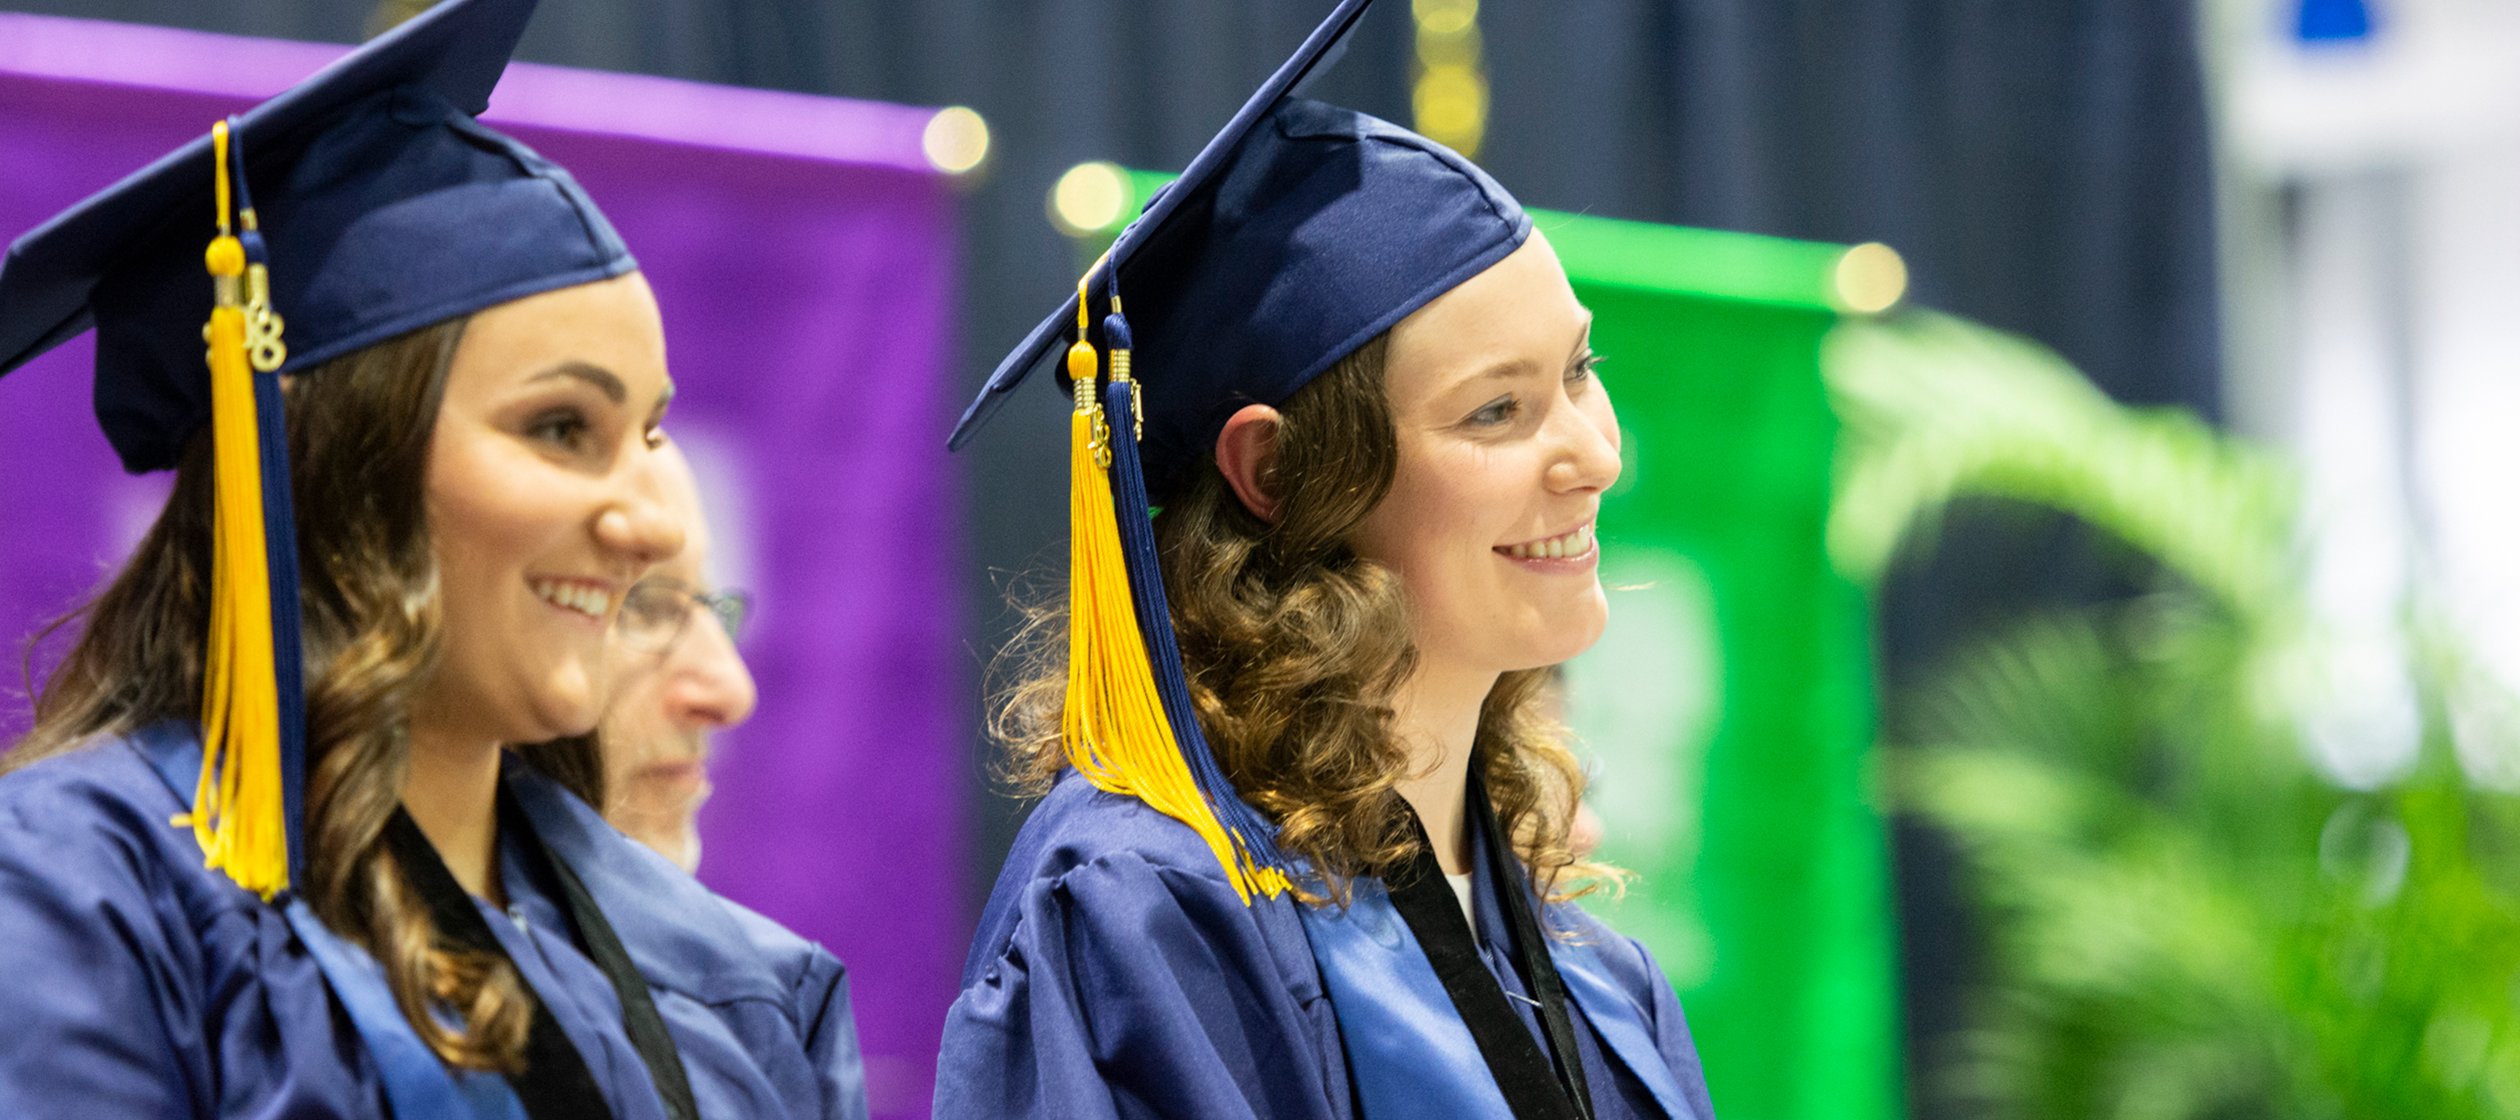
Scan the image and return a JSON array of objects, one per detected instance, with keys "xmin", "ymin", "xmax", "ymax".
[
  {"xmin": 1448, "ymin": 357, "xmax": 1539, "ymax": 393},
  {"xmin": 1566, "ymin": 312, "xmax": 1596, "ymax": 362},
  {"xmin": 1450, "ymin": 315, "xmax": 1600, "ymax": 389},
  {"xmin": 527, "ymin": 360, "xmax": 626, "ymax": 403}
]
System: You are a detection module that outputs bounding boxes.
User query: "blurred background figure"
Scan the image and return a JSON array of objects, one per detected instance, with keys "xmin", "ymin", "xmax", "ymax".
[{"xmin": 606, "ymin": 441, "xmax": 757, "ymax": 874}]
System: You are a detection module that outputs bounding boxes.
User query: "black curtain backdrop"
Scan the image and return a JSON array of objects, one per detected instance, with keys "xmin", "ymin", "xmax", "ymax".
[{"xmin": 3, "ymin": 2, "xmax": 2219, "ymax": 1112}]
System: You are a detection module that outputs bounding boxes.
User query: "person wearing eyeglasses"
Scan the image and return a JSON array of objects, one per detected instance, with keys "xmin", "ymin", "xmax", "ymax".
[{"xmin": 604, "ymin": 440, "xmax": 756, "ymax": 873}]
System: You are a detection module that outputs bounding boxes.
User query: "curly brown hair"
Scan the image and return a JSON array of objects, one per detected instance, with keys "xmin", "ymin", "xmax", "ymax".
[
  {"xmin": 997, "ymin": 334, "xmax": 1616, "ymax": 902},
  {"xmin": 6, "ymin": 318, "xmax": 600, "ymax": 1073}
]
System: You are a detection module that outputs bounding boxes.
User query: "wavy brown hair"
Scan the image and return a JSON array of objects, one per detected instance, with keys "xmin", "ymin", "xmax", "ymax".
[
  {"xmin": 6, "ymin": 318, "xmax": 601, "ymax": 1072},
  {"xmin": 998, "ymin": 335, "xmax": 1615, "ymax": 902}
]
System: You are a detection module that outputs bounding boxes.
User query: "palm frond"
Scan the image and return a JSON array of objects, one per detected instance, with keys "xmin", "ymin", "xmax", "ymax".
[
  {"xmin": 1826, "ymin": 310, "xmax": 2520, "ymax": 1120},
  {"xmin": 1824, "ymin": 312, "xmax": 2296, "ymax": 621}
]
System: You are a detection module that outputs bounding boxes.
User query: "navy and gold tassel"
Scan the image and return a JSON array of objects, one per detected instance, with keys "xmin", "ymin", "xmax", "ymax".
[
  {"xmin": 1098, "ymin": 279, "xmax": 1290, "ymax": 896},
  {"xmin": 185, "ymin": 119, "xmax": 300, "ymax": 899},
  {"xmin": 231, "ymin": 124, "xmax": 309, "ymax": 889},
  {"xmin": 1061, "ymin": 263, "xmax": 1288, "ymax": 903}
]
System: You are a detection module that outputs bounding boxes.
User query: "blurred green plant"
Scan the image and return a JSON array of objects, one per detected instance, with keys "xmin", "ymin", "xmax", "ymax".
[{"xmin": 1824, "ymin": 311, "xmax": 2520, "ymax": 1119}]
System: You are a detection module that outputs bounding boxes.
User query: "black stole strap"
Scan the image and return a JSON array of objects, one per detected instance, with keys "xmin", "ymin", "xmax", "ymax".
[
  {"xmin": 381, "ymin": 805, "xmax": 614, "ymax": 1119},
  {"xmin": 499, "ymin": 791, "xmax": 701, "ymax": 1120},
  {"xmin": 1469, "ymin": 768, "xmax": 1596, "ymax": 1120},
  {"xmin": 1384, "ymin": 776, "xmax": 1594, "ymax": 1120}
]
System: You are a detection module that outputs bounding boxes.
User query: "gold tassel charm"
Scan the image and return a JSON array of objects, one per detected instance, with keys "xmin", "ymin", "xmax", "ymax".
[
  {"xmin": 1106, "ymin": 296, "xmax": 1141, "ymax": 443},
  {"xmin": 239, "ymin": 207, "xmax": 286, "ymax": 373}
]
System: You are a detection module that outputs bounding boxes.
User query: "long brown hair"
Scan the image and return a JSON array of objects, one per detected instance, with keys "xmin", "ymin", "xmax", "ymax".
[
  {"xmin": 997, "ymin": 335, "xmax": 1614, "ymax": 902},
  {"xmin": 7, "ymin": 318, "xmax": 598, "ymax": 1072}
]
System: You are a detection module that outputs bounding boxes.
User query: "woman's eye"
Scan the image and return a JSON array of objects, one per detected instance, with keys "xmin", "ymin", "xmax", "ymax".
[
  {"xmin": 1466, "ymin": 396, "xmax": 1521, "ymax": 427},
  {"xmin": 527, "ymin": 408, "xmax": 592, "ymax": 450},
  {"xmin": 642, "ymin": 423, "xmax": 668, "ymax": 451},
  {"xmin": 1567, "ymin": 352, "xmax": 1603, "ymax": 385}
]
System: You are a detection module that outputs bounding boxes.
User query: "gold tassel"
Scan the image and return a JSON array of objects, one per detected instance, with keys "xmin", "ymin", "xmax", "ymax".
[
  {"xmin": 184, "ymin": 120, "xmax": 289, "ymax": 899},
  {"xmin": 1059, "ymin": 271, "xmax": 1275, "ymax": 902}
]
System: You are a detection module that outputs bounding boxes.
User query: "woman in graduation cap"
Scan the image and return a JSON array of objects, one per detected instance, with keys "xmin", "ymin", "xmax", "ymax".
[
  {"xmin": 938, "ymin": 2, "xmax": 1716, "ymax": 1118},
  {"xmin": 0, "ymin": 1, "xmax": 864, "ymax": 1117}
]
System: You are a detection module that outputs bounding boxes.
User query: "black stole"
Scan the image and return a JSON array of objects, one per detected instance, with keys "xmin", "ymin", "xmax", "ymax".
[
  {"xmin": 379, "ymin": 786, "xmax": 699, "ymax": 1120},
  {"xmin": 1382, "ymin": 769, "xmax": 1596, "ymax": 1119}
]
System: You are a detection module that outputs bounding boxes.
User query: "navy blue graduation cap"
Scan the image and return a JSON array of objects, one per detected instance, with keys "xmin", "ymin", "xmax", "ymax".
[
  {"xmin": 0, "ymin": 0, "xmax": 631, "ymax": 897},
  {"xmin": 948, "ymin": 0, "xmax": 1532, "ymax": 902}
]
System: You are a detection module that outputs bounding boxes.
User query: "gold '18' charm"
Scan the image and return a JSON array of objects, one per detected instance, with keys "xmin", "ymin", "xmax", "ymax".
[{"xmin": 242, "ymin": 262, "xmax": 286, "ymax": 373}]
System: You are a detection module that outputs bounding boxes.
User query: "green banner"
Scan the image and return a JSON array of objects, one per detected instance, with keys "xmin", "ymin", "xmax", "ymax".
[
  {"xmin": 1548, "ymin": 211, "xmax": 1904, "ymax": 1120},
  {"xmin": 1052, "ymin": 164, "xmax": 1907, "ymax": 1120}
]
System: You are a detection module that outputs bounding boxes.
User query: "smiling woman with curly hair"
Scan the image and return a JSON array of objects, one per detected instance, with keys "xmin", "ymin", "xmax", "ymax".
[
  {"xmin": 993, "ymin": 335, "xmax": 1610, "ymax": 908},
  {"xmin": 936, "ymin": 3, "xmax": 1718, "ymax": 1118}
]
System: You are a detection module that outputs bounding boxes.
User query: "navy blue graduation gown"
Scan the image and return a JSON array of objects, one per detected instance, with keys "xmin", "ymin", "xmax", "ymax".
[
  {"xmin": 0, "ymin": 730, "xmax": 868, "ymax": 1119},
  {"xmin": 936, "ymin": 774, "xmax": 1717, "ymax": 1119}
]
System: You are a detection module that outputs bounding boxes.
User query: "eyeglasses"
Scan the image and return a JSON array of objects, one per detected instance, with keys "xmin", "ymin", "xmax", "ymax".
[{"xmin": 616, "ymin": 577, "xmax": 752, "ymax": 654}]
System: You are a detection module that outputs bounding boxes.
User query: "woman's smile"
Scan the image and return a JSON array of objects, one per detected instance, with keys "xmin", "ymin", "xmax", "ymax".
[
  {"xmin": 1496, "ymin": 520, "xmax": 1599, "ymax": 567},
  {"xmin": 527, "ymin": 575, "xmax": 621, "ymax": 626}
]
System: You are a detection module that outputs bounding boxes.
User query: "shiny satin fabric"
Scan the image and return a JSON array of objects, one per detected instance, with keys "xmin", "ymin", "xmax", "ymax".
[
  {"xmin": 0, "ymin": 726, "xmax": 866, "ymax": 1119},
  {"xmin": 1296, "ymin": 822, "xmax": 1707, "ymax": 1120},
  {"xmin": 938, "ymin": 774, "xmax": 1716, "ymax": 1119}
]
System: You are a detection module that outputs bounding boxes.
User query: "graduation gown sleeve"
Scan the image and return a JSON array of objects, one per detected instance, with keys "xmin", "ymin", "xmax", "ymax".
[
  {"xmin": 936, "ymin": 777, "xmax": 1352, "ymax": 1120},
  {"xmin": 0, "ymin": 739, "xmax": 385, "ymax": 1118},
  {"xmin": 720, "ymin": 897, "xmax": 869, "ymax": 1120},
  {"xmin": 0, "ymin": 747, "xmax": 206, "ymax": 1117},
  {"xmin": 1549, "ymin": 904, "xmax": 1718, "ymax": 1120},
  {"xmin": 1622, "ymin": 937, "xmax": 1715, "ymax": 1119}
]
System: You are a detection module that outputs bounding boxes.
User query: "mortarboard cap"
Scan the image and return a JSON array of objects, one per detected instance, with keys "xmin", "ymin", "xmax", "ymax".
[
  {"xmin": 0, "ymin": 0, "xmax": 625, "ymax": 897},
  {"xmin": 953, "ymin": 0, "xmax": 1535, "ymax": 901},
  {"xmin": 949, "ymin": 0, "xmax": 1529, "ymax": 502},
  {"xmin": 0, "ymin": 0, "xmax": 631, "ymax": 473}
]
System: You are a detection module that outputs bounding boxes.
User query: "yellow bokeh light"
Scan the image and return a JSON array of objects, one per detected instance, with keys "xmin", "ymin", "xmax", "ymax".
[
  {"xmin": 1415, "ymin": 24, "xmax": 1482, "ymax": 68},
  {"xmin": 1411, "ymin": 0, "xmax": 1485, "ymax": 160},
  {"xmin": 1049, "ymin": 161, "xmax": 1131, "ymax": 237},
  {"xmin": 1414, "ymin": 65, "xmax": 1487, "ymax": 154},
  {"xmin": 1833, "ymin": 242, "xmax": 1908, "ymax": 314},
  {"xmin": 1412, "ymin": 0, "xmax": 1478, "ymax": 37},
  {"xmin": 922, "ymin": 106, "xmax": 990, "ymax": 176}
]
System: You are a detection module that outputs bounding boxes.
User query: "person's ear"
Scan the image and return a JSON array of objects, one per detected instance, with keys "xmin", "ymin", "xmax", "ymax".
[{"xmin": 1213, "ymin": 403, "xmax": 1284, "ymax": 523}]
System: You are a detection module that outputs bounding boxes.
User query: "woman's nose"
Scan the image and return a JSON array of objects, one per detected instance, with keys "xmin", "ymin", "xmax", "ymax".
[
  {"xmin": 598, "ymin": 456, "xmax": 689, "ymax": 568},
  {"xmin": 1545, "ymin": 392, "xmax": 1623, "ymax": 494}
]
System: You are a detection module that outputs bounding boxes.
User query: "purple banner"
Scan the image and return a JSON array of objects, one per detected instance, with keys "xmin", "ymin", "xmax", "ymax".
[{"xmin": 0, "ymin": 15, "xmax": 965, "ymax": 1117}]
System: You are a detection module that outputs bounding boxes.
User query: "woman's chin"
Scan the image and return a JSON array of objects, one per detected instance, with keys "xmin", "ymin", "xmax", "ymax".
[
  {"xmin": 1433, "ymin": 597, "xmax": 1608, "ymax": 675},
  {"xmin": 531, "ymin": 705, "xmax": 603, "ymax": 743},
  {"xmin": 1513, "ymin": 611, "xmax": 1608, "ymax": 670},
  {"xmin": 517, "ymin": 670, "xmax": 605, "ymax": 742}
]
